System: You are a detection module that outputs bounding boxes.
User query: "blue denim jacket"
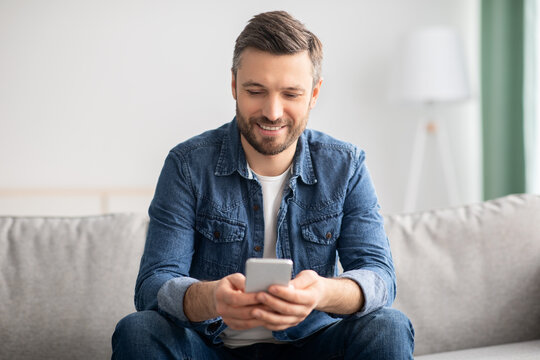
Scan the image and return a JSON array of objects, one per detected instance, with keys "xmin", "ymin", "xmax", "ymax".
[{"xmin": 135, "ymin": 118, "xmax": 396, "ymax": 345}]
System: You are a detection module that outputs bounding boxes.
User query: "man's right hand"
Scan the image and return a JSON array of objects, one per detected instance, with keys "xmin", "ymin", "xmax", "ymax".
[
  {"xmin": 184, "ymin": 273, "xmax": 268, "ymax": 330},
  {"xmin": 213, "ymin": 273, "xmax": 270, "ymax": 330}
]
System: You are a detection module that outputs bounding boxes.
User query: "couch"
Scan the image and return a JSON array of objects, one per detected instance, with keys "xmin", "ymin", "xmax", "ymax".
[{"xmin": 1, "ymin": 194, "xmax": 539, "ymax": 359}]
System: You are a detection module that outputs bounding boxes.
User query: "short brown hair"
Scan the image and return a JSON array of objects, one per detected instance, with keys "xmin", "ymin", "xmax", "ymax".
[{"xmin": 232, "ymin": 11, "xmax": 323, "ymax": 86}]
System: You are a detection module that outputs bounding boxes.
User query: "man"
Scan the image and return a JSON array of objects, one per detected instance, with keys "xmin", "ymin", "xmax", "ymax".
[{"xmin": 112, "ymin": 10, "xmax": 414, "ymax": 359}]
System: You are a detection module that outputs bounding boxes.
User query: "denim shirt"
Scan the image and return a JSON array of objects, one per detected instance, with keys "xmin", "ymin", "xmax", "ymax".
[{"xmin": 135, "ymin": 118, "xmax": 396, "ymax": 345}]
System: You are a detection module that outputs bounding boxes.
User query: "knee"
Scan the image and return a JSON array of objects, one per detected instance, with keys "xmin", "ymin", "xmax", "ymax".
[
  {"xmin": 349, "ymin": 308, "xmax": 414, "ymax": 358},
  {"xmin": 112, "ymin": 311, "xmax": 168, "ymax": 348},
  {"xmin": 368, "ymin": 308, "xmax": 414, "ymax": 337},
  {"xmin": 115, "ymin": 311, "xmax": 164, "ymax": 334},
  {"xmin": 112, "ymin": 311, "xmax": 212, "ymax": 360},
  {"xmin": 375, "ymin": 308, "xmax": 412, "ymax": 326}
]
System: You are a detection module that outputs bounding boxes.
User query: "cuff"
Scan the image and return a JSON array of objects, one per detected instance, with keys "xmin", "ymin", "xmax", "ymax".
[
  {"xmin": 157, "ymin": 277, "xmax": 222, "ymax": 327},
  {"xmin": 338, "ymin": 269, "xmax": 388, "ymax": 316}
]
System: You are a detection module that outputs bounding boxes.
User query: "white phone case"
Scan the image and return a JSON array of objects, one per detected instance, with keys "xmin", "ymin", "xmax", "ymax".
[{"xmin": 244, "ymin": 258, "xmax": 293, "ymax": 293}]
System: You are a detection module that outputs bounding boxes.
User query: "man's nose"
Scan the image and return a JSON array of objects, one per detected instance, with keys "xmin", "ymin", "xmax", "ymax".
[{"xmin": 262, "ymin": 95, "xmax": 284, "ymax": 122}]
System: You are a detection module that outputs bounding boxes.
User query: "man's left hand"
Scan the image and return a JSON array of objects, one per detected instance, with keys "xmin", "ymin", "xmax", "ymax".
[
  {"xmin": 251, "ymin": 269, "xmax": 364, "ymax": 331},
  {"xmin": 251, "ymin": 270, "xmax": 325, "ymax": 331}
]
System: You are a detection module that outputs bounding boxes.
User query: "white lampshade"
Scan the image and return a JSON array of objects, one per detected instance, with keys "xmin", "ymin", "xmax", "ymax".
[{"xmin": 393, "ymin": 27, "xmax": 470, "ymax": 104}]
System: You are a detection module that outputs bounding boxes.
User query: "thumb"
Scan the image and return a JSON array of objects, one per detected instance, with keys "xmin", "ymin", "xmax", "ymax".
[
  {"xmin": 290, "ymin": 270, "xmax": 319, "ymax": 290},
  {"xmin": 226, "ymin": 273, "xmax": 246, "ymax": 291}
]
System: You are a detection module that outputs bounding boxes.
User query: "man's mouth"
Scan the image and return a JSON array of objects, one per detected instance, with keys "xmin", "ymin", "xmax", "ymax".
[{"xmin": 258, "ymin": 123, "xmax": 285, "ymax": 131}]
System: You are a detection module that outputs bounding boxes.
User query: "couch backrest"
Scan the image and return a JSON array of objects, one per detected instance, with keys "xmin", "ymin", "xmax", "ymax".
[
  {"xmin": 0, "ymin": 214, "xmax": 148, "ymax": 360},
  {"xmin": 387, "ymin": 194, "xmax": 540, "ymax": 356},
  {"xmin": 2, "ymin": 195, "xmax": 539, "ymax": 358}
]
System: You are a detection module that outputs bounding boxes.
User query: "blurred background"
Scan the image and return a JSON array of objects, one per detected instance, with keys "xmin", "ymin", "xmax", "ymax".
[{"xmin": 0, "ymin": 0, "xmax": 537, "ymax": 216}]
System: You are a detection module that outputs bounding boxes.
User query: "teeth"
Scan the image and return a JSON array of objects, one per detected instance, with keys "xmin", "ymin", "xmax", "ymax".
[{"xmin": 260, "ymin": 124, "xmax": 282, "ymax": 131}]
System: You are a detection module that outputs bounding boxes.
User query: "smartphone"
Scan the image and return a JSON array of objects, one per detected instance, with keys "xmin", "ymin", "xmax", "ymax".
[{"xmin": 244, "ymin": 258, "xmax": 293, "ymax": 293}]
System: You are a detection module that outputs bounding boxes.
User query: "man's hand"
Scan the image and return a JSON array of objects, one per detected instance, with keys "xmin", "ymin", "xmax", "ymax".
[
  {"xmin": 250, "ymin": 270, "xmax": 365, "ymax": 331},
  {"xmin": 184, "ymin": 270, "xmax": 364, "ymax": 332},
  {"xmin": 250, "ymin": 270, "xmax": 322, "ymax": 330},
  {"xmin": 185, "ymin": 272, "xmax": 274, "ymax": 330},
  {"xmin": 213, "ymin": 273, "xmax": 269, "ymax": 330}
]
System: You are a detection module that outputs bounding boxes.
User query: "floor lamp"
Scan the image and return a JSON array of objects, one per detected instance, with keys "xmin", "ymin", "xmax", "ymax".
[{"xmin": 395, "ymin": 27, "xmax": 470, "ymax": 212}]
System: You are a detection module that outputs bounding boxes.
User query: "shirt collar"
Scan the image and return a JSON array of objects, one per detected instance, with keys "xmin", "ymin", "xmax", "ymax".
[{"xmin": 214, "ymin": 117, "xmax": 317, "ymax": 185}]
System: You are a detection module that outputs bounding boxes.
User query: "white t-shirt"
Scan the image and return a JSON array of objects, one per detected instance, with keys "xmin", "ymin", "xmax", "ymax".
[{"xmin": 220, "ymin": 165, "xmax": 291, "ymax": 348}]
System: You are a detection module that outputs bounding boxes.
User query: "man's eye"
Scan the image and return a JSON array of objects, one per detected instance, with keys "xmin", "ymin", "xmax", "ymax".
[
  {"xmin": 247, "ymin": 90, "xmax": 263, "ymax": 96},
  {"xmin": 284, "ymin": 93, "xmax": 300, "ymax": 99}
]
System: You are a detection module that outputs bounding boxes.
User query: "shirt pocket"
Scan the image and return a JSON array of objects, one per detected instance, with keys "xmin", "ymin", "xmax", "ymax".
[
  {"xmin": 300, "ymin": 212, "xmax": 342, "ymax": 276},
  {"xmin": 196, "ymin": 215, "xmax": 246, "ymax": 243},
  {"xmin": 193, "ymin": 214, "xmax": 246, "ymax": 279},
  {"xmin": 301, "ymin": 212, "xmax": 342, "ymax": 245}
]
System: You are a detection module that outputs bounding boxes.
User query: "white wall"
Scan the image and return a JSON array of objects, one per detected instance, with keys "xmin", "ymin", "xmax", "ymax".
[{"xmin": 0, "ymin": 0, "xmax": 481, "ymax": 215}]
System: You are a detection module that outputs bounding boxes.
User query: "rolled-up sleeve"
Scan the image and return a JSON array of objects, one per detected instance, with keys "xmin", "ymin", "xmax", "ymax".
[
  {"xmin": 337, "ymin": 148, "xmax": 396, "ymax": 316},
  {"xmin": 134, "ymin": 151, "xmax": 223, "ymax": 334}
]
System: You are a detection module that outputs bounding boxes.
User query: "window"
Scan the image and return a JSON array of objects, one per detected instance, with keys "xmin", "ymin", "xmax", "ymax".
[{"xmin": 525, "ymin": 0, "xmax": 540, "ymax": 193}]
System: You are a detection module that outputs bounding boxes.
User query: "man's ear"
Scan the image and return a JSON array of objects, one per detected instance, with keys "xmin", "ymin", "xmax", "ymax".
[
  {"xmin": 231, "ymin": 71, "xmax": 237, "ymax": 100},
  {"xmin": 309, "ymin": 78, "xmax": 323, "ymax": 109}
]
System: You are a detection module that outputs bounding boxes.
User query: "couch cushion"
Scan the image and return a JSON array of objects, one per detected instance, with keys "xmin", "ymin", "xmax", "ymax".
[
  {"xmin": 415, "ymin": 339, "xmax": 540, "ymax": 359},
  {"xmin": 386, "ymin": 194, "xmax": 540, "ymax": 356},
  {"xmin": 0, "ymin": 214, "xmax": 148, "ymax": 360}
]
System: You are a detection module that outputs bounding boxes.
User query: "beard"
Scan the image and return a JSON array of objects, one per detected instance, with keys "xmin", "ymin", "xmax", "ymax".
[{"xmin": 235, "ymin": 103, "xmax": 309, "ymax": 156}]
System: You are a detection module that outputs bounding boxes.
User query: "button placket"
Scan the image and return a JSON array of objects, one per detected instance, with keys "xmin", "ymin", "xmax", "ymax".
[{"xmin": 250, "ymin": 181, "xmax": 264, "ymax": 257}]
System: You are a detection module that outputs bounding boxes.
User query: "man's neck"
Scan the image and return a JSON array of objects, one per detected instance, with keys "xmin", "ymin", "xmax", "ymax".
[{"xmin": 241, "ymin": 136, "xmax": 296, "ymax": 177}]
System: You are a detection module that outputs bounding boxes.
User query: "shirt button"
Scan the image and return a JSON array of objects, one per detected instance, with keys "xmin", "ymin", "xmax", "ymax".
[
  {"xmin": 254, "ymin": 245, "xmax": 262, "ymax": 252},
  {"xmin": 213, "ymin": 231, "xmax": 220, "ymax": 239},
  {"xmin": 326, "ymin": 232, "xmax": 332, "ymax": 239},
  {"xmin": 253, "ymin": 204, "xmax": 260, "ymax": 211}
]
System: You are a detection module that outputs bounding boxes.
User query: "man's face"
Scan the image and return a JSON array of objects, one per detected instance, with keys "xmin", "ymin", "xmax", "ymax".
[{"xmin": 232, "ymin": 48, "xmax": 322, "ymax": 156}]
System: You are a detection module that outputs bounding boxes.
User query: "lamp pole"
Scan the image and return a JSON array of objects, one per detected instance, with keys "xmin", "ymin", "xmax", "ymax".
[{"xmin": 404, "ymin": 104, "xmax": 460, "ymax": 212}]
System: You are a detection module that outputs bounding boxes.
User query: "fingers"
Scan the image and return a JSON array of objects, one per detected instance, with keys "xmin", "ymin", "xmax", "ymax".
[
  {"xmin": 266, "ymin": 270, "xmax": 322, "ymax": 306},
  {"xmin": 215, "ymin": 274, "xmax": 259, "ymax": 307},
  {"xmin": 222, "ymin": 303, "xmax": 288, "ymax": 330},
  {"xmin": 221, "ymin": 304, "xmax": 268, "ymax": 330},
  {"xmin": 266, "ymin": 285, "xmax": 312, "ymax": 306},
  {"xmin": 218, "ymin": 302, "xmax": 272, "ymax": 320},
  {"xmin": 213, "ymin": 272, "xmax": 321, "ymax": 332},
  {"xmin": 218, "ymin": 290, "xmax": 259, "ymax": 307},
  {"xmin": 252, "ymin": 308, "xmax": 302, "ymax": 331},
  {"xmin": 256, "ymin": 292, "xmax": 312, "ymax": 318},
  {"xmin": 249, "ymin": 285, "xmax": 318, "ymax": 331},
  {"xmin": 214, "ymin": 273, "xmax": 269, "ymax": 330}
]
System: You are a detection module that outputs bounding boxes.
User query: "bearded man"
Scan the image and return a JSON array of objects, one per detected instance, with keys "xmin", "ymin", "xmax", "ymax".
[{"xmin": 112, "ymin": 10, "xmax": 414, "ymax": 360}]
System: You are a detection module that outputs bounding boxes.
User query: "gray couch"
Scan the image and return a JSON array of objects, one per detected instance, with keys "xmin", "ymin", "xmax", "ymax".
[{"xmin": 1, "ymin": 194, "xmax": 539, "ymax": 359}]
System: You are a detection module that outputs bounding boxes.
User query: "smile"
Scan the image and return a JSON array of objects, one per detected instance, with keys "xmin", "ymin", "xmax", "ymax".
[{"xmin": 258, "ymin": 124, "xmax": 284, "ymax": 131}]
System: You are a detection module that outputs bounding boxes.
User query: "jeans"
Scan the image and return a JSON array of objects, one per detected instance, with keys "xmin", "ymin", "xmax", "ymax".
[{"xmin": 112, "ymin": 308, "xmax": 414, "ymax": 359}]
